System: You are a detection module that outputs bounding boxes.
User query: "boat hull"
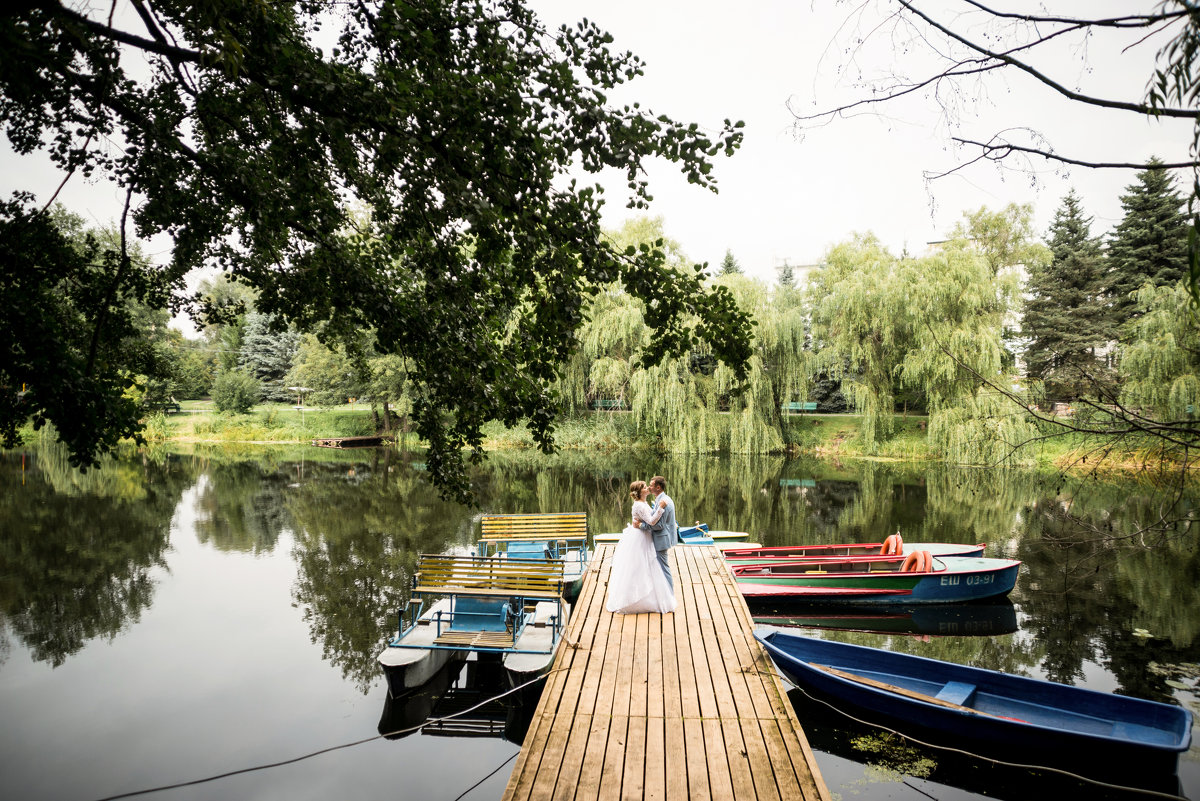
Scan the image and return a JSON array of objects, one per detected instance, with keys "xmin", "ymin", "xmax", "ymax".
[
  {"xmin": 725, "ymin": 541, "xmax": 985, "ymax": 566},
  {"xmin": 756, "ymin": 630, "xmax": 1192, "ymax": 777},
  {"xmin": 377, "ymin": 599, "xmax": 466, "ymax": 696},
  {"xmin": 734, "ymin": 557, "xmax": 1020, "ymax": 604}
]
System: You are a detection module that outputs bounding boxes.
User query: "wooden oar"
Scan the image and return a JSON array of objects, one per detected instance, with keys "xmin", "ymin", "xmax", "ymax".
[{"xmin": 812, "ymin": 663, "xmax": 1020, "ymax": 720}]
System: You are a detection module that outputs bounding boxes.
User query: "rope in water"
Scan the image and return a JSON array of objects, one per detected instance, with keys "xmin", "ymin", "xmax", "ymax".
[{"xmin": 85, "ymin": 667, "xmax": 561, "ymax": 801}]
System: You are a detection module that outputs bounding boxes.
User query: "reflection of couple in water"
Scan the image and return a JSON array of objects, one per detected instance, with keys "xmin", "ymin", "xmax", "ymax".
[{"xmin": 605, "ymin": 475, "xmax": 678, "ymax": 615}]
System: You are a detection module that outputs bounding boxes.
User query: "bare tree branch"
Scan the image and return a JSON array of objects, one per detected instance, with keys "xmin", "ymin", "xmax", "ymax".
[
  {"xmin": 896, "ymin": 0, "xmax": 1199, "ymax": 119},
  {"xmin": 949, "ymin": 135, "xmax": 1200, "ymax": 171}
]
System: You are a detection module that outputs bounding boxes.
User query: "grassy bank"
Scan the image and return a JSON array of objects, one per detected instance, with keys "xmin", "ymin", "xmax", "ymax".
[
  {"xmin": 143, "ymin": 401, "xmax": 413, "ymax": 445},
  {"xmin": 11, "ymin": 402, "xmax": 1182, "ymax": 478}
]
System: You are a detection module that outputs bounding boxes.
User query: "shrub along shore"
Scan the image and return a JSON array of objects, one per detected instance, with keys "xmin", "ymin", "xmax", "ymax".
[{"xmin": 103, "ymin": 401, "xmax": 1187, "ymax": 478}]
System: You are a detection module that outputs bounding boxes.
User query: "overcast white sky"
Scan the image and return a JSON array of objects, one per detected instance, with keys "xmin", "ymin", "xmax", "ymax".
[
  {"xmin": 533, "ymin": 0, "xmax": 1195, "ymax": 279},
  {"xmin": 3, "ymin": 1, "xmax": 1193, "ymax": 316}
]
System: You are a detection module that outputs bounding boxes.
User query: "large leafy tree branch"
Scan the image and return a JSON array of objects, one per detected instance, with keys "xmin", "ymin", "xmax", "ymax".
[{"xmin": 0, "ymin": 0, "xmax": 753, "ymax": 502}]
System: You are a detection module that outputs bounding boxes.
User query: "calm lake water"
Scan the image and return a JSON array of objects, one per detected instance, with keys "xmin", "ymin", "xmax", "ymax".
[{"xmin": 2, "ymin": 442, "xmax": 1199, "ymax": 800}]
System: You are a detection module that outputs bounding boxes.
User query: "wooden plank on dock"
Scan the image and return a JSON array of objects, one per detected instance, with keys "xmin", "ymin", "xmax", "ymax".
[{"xmin": 503, "ymin": 545, "xmax": 831, "ymax": 801}]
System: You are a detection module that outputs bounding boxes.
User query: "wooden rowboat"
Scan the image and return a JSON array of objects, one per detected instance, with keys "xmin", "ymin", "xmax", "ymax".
[
  {"xmin": 732, "ymin": 555, "xmax": 1020, "ymax": 604},
  {"xmin": 592, "ymin": 522, "xmax": 753, "ymax": 547},
  {"xmin": 755, "ymin": 630, "xmax": 1192, "ymax": 777},
  {"xmin": 724, "ymin": 540, "xmax": 985, "ymax": 566}
]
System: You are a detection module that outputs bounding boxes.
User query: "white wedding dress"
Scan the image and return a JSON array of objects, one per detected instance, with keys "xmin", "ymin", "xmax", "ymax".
[{"xmin": 605, "ymin": 500, "xmax": 677, "ymax": 614}]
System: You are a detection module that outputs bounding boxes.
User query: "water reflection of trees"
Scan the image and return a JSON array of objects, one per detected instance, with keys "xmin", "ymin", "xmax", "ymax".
[
  {"xmin": 1015, "ymin": 485, "xmax": 1200, "ymax": 699},
  {"xmin": 20, "ymin": 441, "xmax": 1194, "ymax": 703},
  {"xmin": 288, "ymin": 449, "xmax": 471, "ymax": 692},
  {"xmin": 0, "ymin": 449, "xmax": 188, "ymax": 667},
  {"xmin": 190, "ymin": 455, "xmax": 296, "ymax": 553}
]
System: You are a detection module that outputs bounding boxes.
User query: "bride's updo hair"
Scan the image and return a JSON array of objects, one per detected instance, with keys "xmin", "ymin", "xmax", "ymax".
[{"xmin": 629, "ymin": 480, "xmax": 647, "ymax": 501}]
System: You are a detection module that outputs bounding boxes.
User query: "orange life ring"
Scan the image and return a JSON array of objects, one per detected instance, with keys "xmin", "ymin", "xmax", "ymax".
[
  {"xmin": 879, "ymin": 533, "xmax": 903, "ymax": 556},
  {"xmin": 901, "ymin": 550, "xmax": 933, "ymax": 573}
]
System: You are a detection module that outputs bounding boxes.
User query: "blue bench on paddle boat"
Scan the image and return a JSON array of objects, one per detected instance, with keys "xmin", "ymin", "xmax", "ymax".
[
  {"xmin": 445, "ymin": 596, "xmax": 513, "ymax": 633},
  {"xmin": 505, "ymin": 540, "xmax": 551, "ymax": 560}
]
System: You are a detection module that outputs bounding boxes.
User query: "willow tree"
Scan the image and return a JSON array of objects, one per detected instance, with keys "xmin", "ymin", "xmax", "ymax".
[
  {"xmin": 903, "ymin": 241, "xmax": 1035, "ymax": 466},
  {"xmin": 806, "ymin": 234, "xmax": 909, "ymax": 445},
  {"xmin": 556, "ymin": 218, "xmax": 683, "ymax": 415},
  {"xmin": 1120, "ymin": 281, "xmax": 1200, "ymax": 422},
  {"xmin": 808, "ymin": 230, "xmax": 1033, "ymax": 462}
]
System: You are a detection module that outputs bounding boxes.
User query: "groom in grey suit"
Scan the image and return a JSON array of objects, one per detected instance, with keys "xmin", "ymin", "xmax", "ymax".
[{"xmin": 647, "ymin": 475, "xmax": 677, "ymax": 591}]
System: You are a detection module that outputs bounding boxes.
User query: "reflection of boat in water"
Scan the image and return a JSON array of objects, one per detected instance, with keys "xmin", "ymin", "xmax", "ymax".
[
  {"xmin": 785, "ymin": 688, "xmax": 1187, "ymax": 800},
  {"xmin": 377, "ymin": 658, "xmax": 539, "ymax": 746},
  {"xmin": 753, "ymin": 601, "xmax": 1018, "ymax": 637}
]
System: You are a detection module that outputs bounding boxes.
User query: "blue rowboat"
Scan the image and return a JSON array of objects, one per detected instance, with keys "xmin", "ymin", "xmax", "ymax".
[
  {"xmin": 755, "ymin": 630, "xmax": 1193, "ymax": 777},
  {"xmin": 732, "ymin": 555, "xmax": 1020, "ymax": 603}
]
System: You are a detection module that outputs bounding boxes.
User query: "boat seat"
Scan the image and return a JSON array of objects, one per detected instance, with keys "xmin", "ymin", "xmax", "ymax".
[
  {"xmin": 506, "ymin": 541, "xmax": 549, "ymax": 560},
  {"xmin": 935, "ymin": 681, "xmax": 976, "ymax": 706},
  {"xmin": 433, "ymin": 629, "xmax": 518, "ymax": 649},
  {"xmin": 449, "ymin": 597, "xmax": 511, "ymax": 632},
  {"xmin": 480, "ymin": 512, "xmax": 588, "ymax": 542}
]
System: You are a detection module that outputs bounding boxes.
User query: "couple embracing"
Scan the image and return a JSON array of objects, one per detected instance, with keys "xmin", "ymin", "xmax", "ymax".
[{"xmin": 605, "ymin": 475, "xmax": 678, "ymax": 615}]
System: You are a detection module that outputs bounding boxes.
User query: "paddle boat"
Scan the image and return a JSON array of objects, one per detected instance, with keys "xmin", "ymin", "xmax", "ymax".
[
  {"xmin": 593, "ymin": 522, "xmax": 755, "ymax": 548},
  {"xmin": 724, "ymin": 535, "xmax": 985, "ymax": 566},
  {"xmin": 755, "ymin": 630, "xmax": 1193, "ymax": 777},
  {"xmin": 732, "ymin": 553, "xmax": 1020, "ymax": 603},
  {"xmin": 377, "ymin": 554, "xmax": 568, "ymax": 696}
]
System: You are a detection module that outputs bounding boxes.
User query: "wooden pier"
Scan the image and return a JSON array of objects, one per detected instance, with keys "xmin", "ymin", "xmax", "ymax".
[
  {"xmin": 502, "ymin": 544, "xmax": 831, "ymax": 801},
  {"xmin": 309, "ymin": 434, "xmax": 392, "ymax": 448}
]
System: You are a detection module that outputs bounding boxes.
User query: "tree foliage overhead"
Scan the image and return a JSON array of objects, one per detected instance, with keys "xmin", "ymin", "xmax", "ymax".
[{"xmin": 0, "ymin": 0, "xmax": 753, "ymax": 501}]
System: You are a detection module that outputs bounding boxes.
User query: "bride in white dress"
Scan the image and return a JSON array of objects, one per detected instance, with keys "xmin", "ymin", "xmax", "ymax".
[{"xmin": 606, "ymin": 480, "xmax": 677, "ymax": 614}]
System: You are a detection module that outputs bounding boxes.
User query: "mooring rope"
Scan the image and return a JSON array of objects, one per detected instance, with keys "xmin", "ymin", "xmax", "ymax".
[{"xmin": 85, "ymin": 668, "xmax": 564, "ymax": 801}]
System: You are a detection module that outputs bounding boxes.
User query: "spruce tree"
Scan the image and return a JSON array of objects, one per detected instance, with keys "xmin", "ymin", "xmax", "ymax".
[
  {"xmin": 777, "ymin": 260, "xmax": 796, "ymax": 289},
  {"xmin": 1023, "ymin": 190, "xmax": 1113, "ymax": 398},
  {"xmin": 719, "ymin": 249, "xmax": 742, "ymax": 275},
  {"xmin": 1106, "ymin": 158, "xmax": 1188, "ymax": 323},
  {"xmin": 238, "ymin": 313, "xmax": 301, "ymax": 403}
]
